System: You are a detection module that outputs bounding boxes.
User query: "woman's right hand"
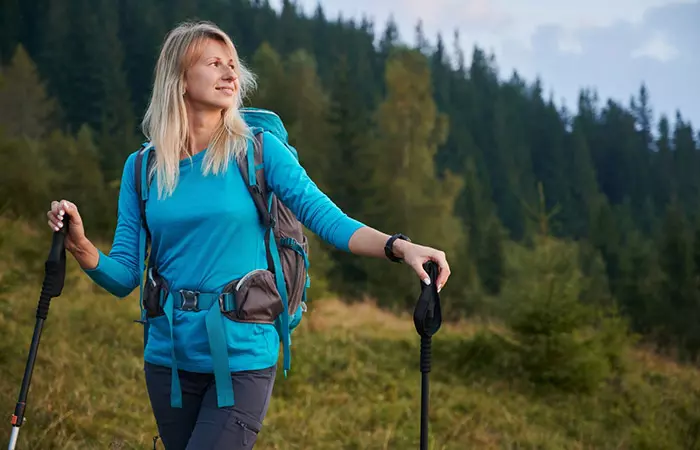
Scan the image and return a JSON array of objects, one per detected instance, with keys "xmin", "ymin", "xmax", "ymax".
[{"xmin": 46, "ymin": 199, "xmax": 87, "ymax": 254}]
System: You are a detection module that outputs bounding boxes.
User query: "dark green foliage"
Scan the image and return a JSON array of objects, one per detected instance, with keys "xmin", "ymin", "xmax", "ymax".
[
  {"xmin": 502, "ymin": 234, "xmax": 633, "ymax": 394},
  {"xmin": 0, "ymin": 0, "xmax": 699, "ymax": 364}
]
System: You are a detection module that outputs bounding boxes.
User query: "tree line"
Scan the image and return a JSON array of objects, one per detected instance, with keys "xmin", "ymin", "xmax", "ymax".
[{"xmin": 1, "ymin": 0, "xmax": 700, "ymax": 364}]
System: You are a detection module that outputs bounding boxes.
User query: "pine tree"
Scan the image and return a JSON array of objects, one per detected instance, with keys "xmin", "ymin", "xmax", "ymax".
[
  {"xmin": 566, "ymin": 118, "xmax": 603, "ymax": 238},
  {"xmin": 324, "ymin": 53, "xmax": 375, "ymax": 298},
  {"xmin": 283, "ymin": 49, "xmax": 333, "ymax": 190},
  {"xmin": 615, "ymin": 229, "xmax": 661, "ymax": 335},
  {"xmin": 42, "ymin": 127, "xmax": 110, "ymax": 231},
  {"xmin": 248, "ymin": 42, "xmax": 285, "ymax": 110},
  {"xmin": 0, "ymin": 133, "xmax": 52, "ymax": 219},
  {"xmin": 362, "ymin": 48, "xmax": 464, "ymax": 308},
  {"xmin": 656, "ymin": 201, "xmax": 700, "ymax": 359},
  {"xmin": 0, "ymin": 0, "xmax": 21, "ymax": 64},
  {"xmin": 672, "ymin": 113, "xmax": 699, "ymax": 222},
  {"xmin": 461, "ymin": 157, "xmax": 503, "ymax": 296},
  {"xmin": 118, "ymin": 0, "xmax": 167, "ymax": 117},
  {"xmin": 414, "ymin": 20, "xmax": 430, "ymax": 55},
  {"xmin": 0, "ymin": 44, "xmax": 56, "ymax": 139},
  {"xmin": 488, "ymin": 86, "xmax": 534, "ymax": 240},
  {"xmin": 654, "ymin": 115, "xmax": 675, "ymax": 213},
  {"xmin": 502, "ymin": 195, "xmax": 629, "ymax": 393},
  {"xmin": 278, "ymin": 0, "xmax": 310, "ymax": 56}
]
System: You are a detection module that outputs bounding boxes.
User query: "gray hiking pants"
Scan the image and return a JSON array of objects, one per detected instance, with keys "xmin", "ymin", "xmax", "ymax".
[{"xmin": 144, "ymin": 362, "xmax": 277, "ymax": 450}]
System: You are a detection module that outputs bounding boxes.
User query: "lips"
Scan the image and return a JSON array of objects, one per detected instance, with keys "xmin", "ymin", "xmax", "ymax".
[{"xmin": 216, "ymin": 86, "xmax": 234, "ymax": 96}]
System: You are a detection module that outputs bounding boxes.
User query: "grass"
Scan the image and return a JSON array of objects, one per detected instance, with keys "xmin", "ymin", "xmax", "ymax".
[{"xmin": 2, "ymin": 218, "xmax": 700, "ymax": 449}]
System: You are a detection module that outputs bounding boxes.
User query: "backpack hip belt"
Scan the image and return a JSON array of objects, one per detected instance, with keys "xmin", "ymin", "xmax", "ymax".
[
  {"xmin": 144, "ymin": 265, "xmax": 290, "ymax": 409},
  {"xmin": 142, "ymin": 265, "xmax": 238, "ymax": 409},
  {"xmin": 164, "ymin": 287, "xmax": 235, "ymax": 409}
]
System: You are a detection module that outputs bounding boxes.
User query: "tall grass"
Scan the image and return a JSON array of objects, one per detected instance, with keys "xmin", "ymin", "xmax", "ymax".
[{"xmin": 1, "ymin": 218, "xmax": 700, "ymax": 449}]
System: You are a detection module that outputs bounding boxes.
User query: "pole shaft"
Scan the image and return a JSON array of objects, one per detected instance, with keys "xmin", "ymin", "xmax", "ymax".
[
  {"xmin": 7, "ymin": 226, "xmax": 67, "ymax": 449},
  {"xmin": 8, "ymin": 426, "xmax": 19, "ymax": 450},
  {"xmin": 11, "ymin": 315, "xmax": 46, "ymax": 432},
  {"xmin": 421, "ymin": 372, "xmax": 429, "ymax": 450},
  {"xmin": 420, "ymin": 335, "xmax": 431, "ymax": 450}
]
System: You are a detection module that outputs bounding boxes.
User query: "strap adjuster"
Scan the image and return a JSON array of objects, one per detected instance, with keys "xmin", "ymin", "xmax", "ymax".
[
  {"xmin": 179, "ymin": 290, "xmax": 199, "ymax": 311},
  {"xmin": 219, "ymin": 293, "xmax": 236, "ymax": 314}
]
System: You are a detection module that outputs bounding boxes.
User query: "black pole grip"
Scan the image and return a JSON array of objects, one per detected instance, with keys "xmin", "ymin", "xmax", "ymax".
[
  {"xmin": 11, "ymin": 218, "xmax": 69, "ymax": 431},
  {"xmin": 415, "ymin": 261, "xmax": 442, "ymax": 450},
  {"xmin": 413, "ymin": 261, "xmax": 442, "ymax": 339},
  {"xmin": 37, "ymin": 218, "xmax": 68, "ymax": 319}
]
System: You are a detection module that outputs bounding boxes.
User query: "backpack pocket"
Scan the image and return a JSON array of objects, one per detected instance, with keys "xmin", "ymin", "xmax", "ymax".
[
  {"xmin": 223, "ymin": 269, "xmax": 284, "ymax": 324},
  {"xmin": 143, "ymin": 267, "xmax": 169, "ymax": 318},
  {"xmin": 278, "ymin": 235, "xmax": 309, "ymax": 322}
]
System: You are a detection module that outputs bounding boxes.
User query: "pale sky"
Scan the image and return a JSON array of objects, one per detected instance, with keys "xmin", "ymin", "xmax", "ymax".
[{"xmin": 272, "ymin": 0, "xmax": 700, "ymax": 130}]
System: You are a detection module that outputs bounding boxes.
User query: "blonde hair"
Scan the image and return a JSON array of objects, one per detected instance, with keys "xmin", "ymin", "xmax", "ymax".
[{"xmin": 141, "ymin": 20, "xmax": 257, "ymax": 198}]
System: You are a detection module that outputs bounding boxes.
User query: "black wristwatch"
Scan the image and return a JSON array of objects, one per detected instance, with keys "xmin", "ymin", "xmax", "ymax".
[{"xmin": 385, "ymin": 233, "xmax": 411, "ymax": 263}]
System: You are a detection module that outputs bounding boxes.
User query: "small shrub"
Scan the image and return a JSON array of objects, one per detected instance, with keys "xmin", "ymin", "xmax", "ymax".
[
  {"xmin": 502, "ymin": 236, "xmax": 632, "ymax": 394},
  {"xmin": 454, "ymin": 330, "xmax": 521, "ymax": 379}
]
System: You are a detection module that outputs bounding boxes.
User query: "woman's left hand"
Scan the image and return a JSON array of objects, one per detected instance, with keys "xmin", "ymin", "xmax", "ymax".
[{"xmin": 394, "ymin": 240, "xmax": 451, "ymax": 293}]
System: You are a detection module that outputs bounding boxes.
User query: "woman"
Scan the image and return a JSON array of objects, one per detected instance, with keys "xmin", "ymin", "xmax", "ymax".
[{"xmin": 46, "ymin": 21, "xmax": 450, "ymax": 450}]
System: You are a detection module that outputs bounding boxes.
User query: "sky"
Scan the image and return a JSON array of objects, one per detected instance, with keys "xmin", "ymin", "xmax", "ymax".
[{"xmin": 272, "ymin": 0, "xmax": 700, "ymax": 129}]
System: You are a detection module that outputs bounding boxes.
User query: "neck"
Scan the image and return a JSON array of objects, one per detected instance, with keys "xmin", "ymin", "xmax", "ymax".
[{"xmin": 185, "ymin": 104, "xmax": 221, "ymax": 158}]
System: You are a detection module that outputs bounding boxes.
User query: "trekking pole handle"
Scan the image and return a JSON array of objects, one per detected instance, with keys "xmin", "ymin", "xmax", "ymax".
[
  {"xmin": 47, "ymin": 217, "xmax": 69, "ymax": 265},
  {"xmin": 39, "ymin": 216, "xmax": 69, "ymax": 314},
  {"xmin": 8, "ymin": 219, "xmax": 70, "ymax": 450}
]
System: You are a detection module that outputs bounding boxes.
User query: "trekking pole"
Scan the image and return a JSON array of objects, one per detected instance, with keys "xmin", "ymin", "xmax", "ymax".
[
  {"xmin": 413, "ymin": 261, "xmax": 442, "ymax": 450},
  {"xmin": 8, "ymin": 218, "xmax": 69, "ymax": 450}
]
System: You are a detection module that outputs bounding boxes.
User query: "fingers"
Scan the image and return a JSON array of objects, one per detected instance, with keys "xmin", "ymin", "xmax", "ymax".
[
  {"xmin": 436, "ymin": 258, "xmax": 450, "ymax": 293},
  {"xmin": 47, "ymin": 200, "xmax": 61, "ymax": 231},
  {"xmin": 414, "ymin": 263, "xmax": 431, "ymax": 286},
  {"xmin": 431, "ymin": 250, "xmax": 450, "ymax": 293},
  {"xmin": 47, "ymin": 200, "xmax": 78, "ymax": 232}
]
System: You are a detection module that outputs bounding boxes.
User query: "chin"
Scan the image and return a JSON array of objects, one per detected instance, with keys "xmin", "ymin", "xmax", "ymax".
[{"xmin": 205, "ymin": 99, "xmax": 236, "ymax": 111}]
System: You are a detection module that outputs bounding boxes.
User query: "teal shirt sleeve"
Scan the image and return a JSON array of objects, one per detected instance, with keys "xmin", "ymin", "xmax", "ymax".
[
  {"xmin": 82, "ymin": 152, "xmax": 142, "ymax": 298},
  {"xmin": 262, "ymin": 132, "xmax": 365, "ymax": 251}
]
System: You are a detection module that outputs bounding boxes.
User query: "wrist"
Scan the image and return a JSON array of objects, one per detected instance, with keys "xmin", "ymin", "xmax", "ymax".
[
  {"xmin": 392, "ymin": 238, "xmax": 411, "ymax": 259},
  {"xmin": 71, "ymin": 235, "xmax": 91, "ymax": 254},
  {"xmin": 385, "ymin": 233, "xmax": 411, "ymax": 262},
  {"xmin": 72, "ymin": 237, "xmax": 99, "ymax": 270}
]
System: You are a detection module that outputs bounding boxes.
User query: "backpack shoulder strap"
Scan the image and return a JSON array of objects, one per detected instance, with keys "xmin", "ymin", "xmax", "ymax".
[
  {"xmin": 133, "ymin": 142, "xmax": 155, "ymax": 347},
  {"xmin": 240, "ymin": 131, "xmax": 275, "ymax": 229},
  {"xmin": 134, "ymin": 143, "xmax": 155, "ymax": 241}
]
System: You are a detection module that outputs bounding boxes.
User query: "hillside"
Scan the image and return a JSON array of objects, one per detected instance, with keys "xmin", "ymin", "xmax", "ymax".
[
  {"xmin": 2, "ymin": 219, "xmax": 700, "ymax": 449},
  {"xmin": 2, "ymin": 0, "xmax": 700, "ymax": 372}
]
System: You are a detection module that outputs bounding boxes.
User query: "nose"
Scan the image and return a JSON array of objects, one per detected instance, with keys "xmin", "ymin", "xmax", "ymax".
[{"xmin": 223, "ymin": 66, "xmax": 236, "ymax": 81}]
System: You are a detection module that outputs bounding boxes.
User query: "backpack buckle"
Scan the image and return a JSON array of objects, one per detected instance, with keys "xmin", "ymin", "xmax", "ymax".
[{"xmin": 179, "ymin": 290, "xmax": 199, "ymax": 311}]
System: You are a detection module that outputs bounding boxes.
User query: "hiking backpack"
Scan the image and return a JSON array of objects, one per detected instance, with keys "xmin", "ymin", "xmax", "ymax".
[{"xmin": 133, "ymin": 107, "xmax": 310, "ymax": 378}]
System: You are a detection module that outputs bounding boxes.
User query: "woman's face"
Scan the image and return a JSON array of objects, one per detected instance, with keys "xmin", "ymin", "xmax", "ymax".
[{"xmin": 183, "ymin": 38, "xmax": 239, "ymax": 111}]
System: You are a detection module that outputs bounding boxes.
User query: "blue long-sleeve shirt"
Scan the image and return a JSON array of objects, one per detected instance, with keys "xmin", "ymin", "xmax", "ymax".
[{"xmin": 84, "ymin": 131, "xmax": 365, "ymax": 372}]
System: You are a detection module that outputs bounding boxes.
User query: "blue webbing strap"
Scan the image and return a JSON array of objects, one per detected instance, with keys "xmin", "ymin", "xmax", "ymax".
[
  {"xmin": 139, "ymin": 146, "xmax": 151, "ymax": 348},
  {"xmin": 248, "ymin": 131, "xmax": 291, "ymax": 374},
  {"xmin": 163, "ymin": 293, "xmax": 182, "ymax": 408},
  {"xmin": 269, "ymin": 231, "xmax": 291, "ymax": 376},
  {"xmin": 205, "ymin": 295, "xmax": 235, "ymax": 407},
  {"xmin": 139, "ymin": 229, "xmax": 148, "ymax": 347},
  {"xmin": 247, "ymin": 131, "xmax": 258, "ymax": 187},
  {"xmin": 163, "ymin": 292, "xmax": 236, "ymax": 409}
]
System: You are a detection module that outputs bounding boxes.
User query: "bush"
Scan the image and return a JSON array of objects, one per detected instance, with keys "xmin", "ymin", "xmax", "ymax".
[
  {"xmin": 502, "ymin": 236, "xmax": 633, "ymax": 393},
  {"xmin": 453, "ymin": 330, "xmax": 521, "ymax": 379}
]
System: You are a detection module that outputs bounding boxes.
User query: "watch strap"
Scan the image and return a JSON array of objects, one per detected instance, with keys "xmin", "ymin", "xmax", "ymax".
[{"xmin": 385, "ymin": 233, "xmax": 410, "ymax": 263}]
